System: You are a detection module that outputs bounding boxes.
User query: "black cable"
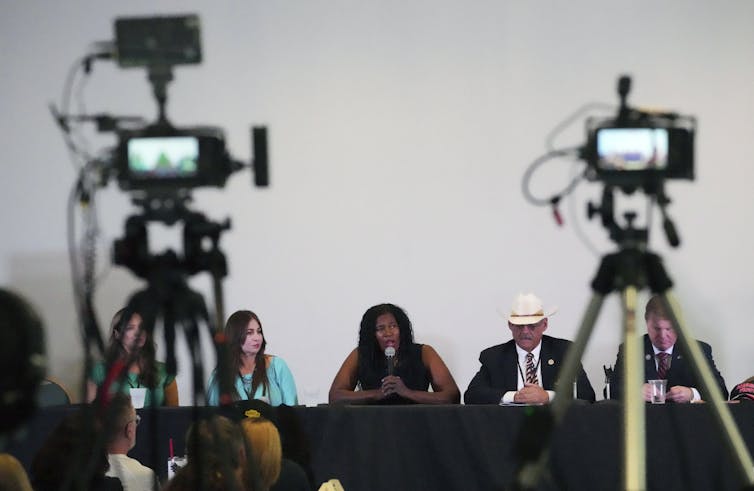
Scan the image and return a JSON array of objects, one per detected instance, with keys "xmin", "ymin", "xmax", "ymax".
[
  {"xmin": 521, "ymin": 147, "xmax": 585, "ymax": 207},
  {"xmin": 67, "ymin": 177, "xmax": 85, "ymax": 336},
  {"xmin": 73, "ymin": 66, "xmax": 94, "ymax": 158},
  {"xmin": 545, "ymin": 102, "xmax": 614, "ymax": 152},
  {"xmin": 60, "ymin": 56, "xmax": 92, "ymax": 167}
]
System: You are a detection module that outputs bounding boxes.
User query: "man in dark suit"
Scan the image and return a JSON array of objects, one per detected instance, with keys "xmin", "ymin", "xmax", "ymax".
[
  {"xmin": 610, "ymin": 295, "xmax": 728, "ymax": 402},
  {"xmin": 464, "ymin": 293, "xmax": 595, "ymax": 404}
]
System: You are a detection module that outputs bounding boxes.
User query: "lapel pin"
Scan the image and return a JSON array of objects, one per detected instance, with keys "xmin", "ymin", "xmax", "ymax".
[
  {"xmin": 645, "ymin": 354, "xmax": 652, "ymax": 361},
  {"xmin": 548, "ymin": 359, "xmax": 555, "ymax": 366}
]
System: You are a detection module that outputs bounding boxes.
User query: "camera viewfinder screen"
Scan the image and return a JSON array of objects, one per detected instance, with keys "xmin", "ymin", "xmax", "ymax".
[
  {"xmin": 127, "ymin": 136, "xmax": 199, "ymax": 178},
  {"xmin": 596, "ymin": 128, "xmax": 669, "ymax": 171}
]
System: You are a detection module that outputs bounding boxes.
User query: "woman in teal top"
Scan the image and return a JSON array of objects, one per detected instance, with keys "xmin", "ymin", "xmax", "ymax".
[
  {"xmin": 87, "ymin": 308, "xmax": 178, "ymax": 407},
  {"xmin": 206, "ymin": 310, "xmax": 298, "ymax": 406}
]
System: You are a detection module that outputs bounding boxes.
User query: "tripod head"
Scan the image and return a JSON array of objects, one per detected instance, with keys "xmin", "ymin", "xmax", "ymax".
[
  {"xmin": 587, "ymin": 179, "xmax": 681, "ymax": 251},
  {"xmin": 113, "ymin": 195, "xmax": 230, "ymax": 281}
]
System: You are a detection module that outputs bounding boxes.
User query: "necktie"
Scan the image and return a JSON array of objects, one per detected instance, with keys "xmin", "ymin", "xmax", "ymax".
[
  {"xmin": 657, "ymin": 352, "xmax": 670, "ymax": 379},
  {"xmin": 525, "ymin": 352, "xmax": 538, "ymax": 385}
]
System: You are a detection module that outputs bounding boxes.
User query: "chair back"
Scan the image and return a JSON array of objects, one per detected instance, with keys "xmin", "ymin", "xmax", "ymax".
[{"xmin": 36, "ymin": 378, "xmax": 71, "ymax": 407}]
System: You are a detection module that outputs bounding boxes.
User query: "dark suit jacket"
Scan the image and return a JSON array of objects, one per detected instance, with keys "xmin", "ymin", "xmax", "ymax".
[
  {"xmin": 610, "ymin": 334, "xmax": 728, "ymax": 400},
  {"xmin": 464, "ymin": 335, "xmax": 596, "ymax": 404}
]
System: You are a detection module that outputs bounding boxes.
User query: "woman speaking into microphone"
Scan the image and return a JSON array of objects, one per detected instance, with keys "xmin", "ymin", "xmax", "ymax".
[{"xmin": 328, "ymin": 303, "xmax": 459, "ymax": 405}]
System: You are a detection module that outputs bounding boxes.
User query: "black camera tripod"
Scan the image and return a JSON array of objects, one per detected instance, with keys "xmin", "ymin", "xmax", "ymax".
[
  {"xmin": 512, "ymin": 210, "xmax": 754, "ymax": 490},
  {"xmin": 113, "ymin": 195, "xmax": 236, "ymax": 403}
]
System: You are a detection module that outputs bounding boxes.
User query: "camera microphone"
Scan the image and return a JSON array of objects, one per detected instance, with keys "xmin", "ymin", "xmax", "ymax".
[{"xmin": 385, "ymin": 346, "xmax": 396, "ymax": 376}]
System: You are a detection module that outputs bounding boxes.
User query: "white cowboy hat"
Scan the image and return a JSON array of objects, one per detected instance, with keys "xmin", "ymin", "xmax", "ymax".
[{"xmin": 505, "ymin": 293, "xmax": 558, "ymax": 325}]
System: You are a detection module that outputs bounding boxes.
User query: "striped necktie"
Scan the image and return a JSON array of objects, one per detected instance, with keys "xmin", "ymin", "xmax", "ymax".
[
  {"xmin": 657, "ymin": 352, "xmax": 670, "ymax": 379},
  {"xmin": 525, "ymin": 352, "xmax": 538, "ymax": 385}
]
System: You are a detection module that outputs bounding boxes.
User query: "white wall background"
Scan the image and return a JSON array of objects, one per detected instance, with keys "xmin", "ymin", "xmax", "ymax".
[{"xmin": 2, "ymin": 1, "xmax": 753, "ymax": 404}]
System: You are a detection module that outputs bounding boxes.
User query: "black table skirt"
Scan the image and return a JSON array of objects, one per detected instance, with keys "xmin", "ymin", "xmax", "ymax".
[{"xmin": 4, "ymin": 402, "xmax": 754, "ymax": 491}]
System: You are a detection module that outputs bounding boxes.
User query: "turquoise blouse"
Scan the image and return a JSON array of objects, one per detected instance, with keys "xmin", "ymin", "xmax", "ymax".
[
  {"xmin": 206, "ymin": 356, "xmax": 298, "ymax": 406},
  {"xmin": 90, "ymin": 360, "xmax": 175, "ymax": 407}
]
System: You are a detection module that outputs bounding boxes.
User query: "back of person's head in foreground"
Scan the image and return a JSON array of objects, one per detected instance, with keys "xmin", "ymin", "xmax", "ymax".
[
  {"xmin": 101, "ymin": 393, "xmax": 138, "ymax": 453},
  {"xmin": 241, "ymin": 415, "xmax": 282, "ymax": 491},
  {"xmin": 0, "ymin": 453, "xmax": 33, "ymax": 491},
  {"xmin": 0, "ymin": 288, "xmax": 45, "ymax": 434},
  {"xmin": 31, "ymin": 410, "xmax": 112, "ymax": 491},
  {"xmin": 166, "ymin": 414, "xmax": 259, "ymax": 491}
]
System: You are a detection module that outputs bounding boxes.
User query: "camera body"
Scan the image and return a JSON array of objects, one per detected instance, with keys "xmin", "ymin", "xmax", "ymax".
[
  {"xmin": 115, "ymin": 125, "xmax": 240, "ymax": 192},
  {"xmin": 584, "ymin": 112, "xmax": 695, "ymax": 189}
]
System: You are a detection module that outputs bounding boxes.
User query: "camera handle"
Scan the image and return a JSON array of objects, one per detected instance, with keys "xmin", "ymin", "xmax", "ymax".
[{"xmin": 512, "ymin": 245, "xmax": 754, "ymax": 490}]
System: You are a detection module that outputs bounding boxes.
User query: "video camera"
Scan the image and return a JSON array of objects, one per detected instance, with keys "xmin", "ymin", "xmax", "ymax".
[
  {"xmin": 582, "ymin": 76, "xmax": 695, "ymax": 191},
  {"xmin": 107, "ymin": 14, "xmax": 268, "ymax": 195}
]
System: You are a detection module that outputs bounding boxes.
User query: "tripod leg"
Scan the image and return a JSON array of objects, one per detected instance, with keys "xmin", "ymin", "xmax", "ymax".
[
  {"xmin": 514, "ymin": 292, "xmax": 605, "ymax": 490},
  {"xmin": 659, "ymin": 292, "xmax": 754, "ymax": 486},
  {"xmin": 621, "ymin": 286, "xmax": 646, "ymax": 491}
]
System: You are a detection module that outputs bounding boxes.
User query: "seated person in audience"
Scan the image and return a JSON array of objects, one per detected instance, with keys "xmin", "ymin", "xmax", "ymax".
[
  {"xmin": 207, "ymin": 310, "xmax": 298, "ymax": 406},
  {"xmin": 329, "ymin": 303, "xmax": 460, "ymax": 404},
  {"xmin": 87, "ymin": 308, "xmax": 178, "ymax": 406},
  {"xmin": 730, "ymin": 376, "xmax": 754, "ymax": 402},
  {"xmin": 464, "ymin": 293, "xmax": 595, "ymax": 404},
  {"xmin": 236, "ymin": 401, "xmax": 310, "ymax": 491},
  {"xmin": 164, "ymin": 415, "xmax": 256, "ymax": 491},
  {"xmin": 0, "ymin": 453, "xmax": 33, "ymax": 491},
  {"xmin": 610, "ymin": 295, "xmax": 728, "ymax": 402},
  {"xmin": 102, "ymin": 393, "xmax": 157, "ymax": 491},
  {"xmin": 240, "ymin": 414, "xmax": 287, "ymax": 491},
  {"xmin": 31, "ymin": 409, "xmax": 123, "ymax": 491}
]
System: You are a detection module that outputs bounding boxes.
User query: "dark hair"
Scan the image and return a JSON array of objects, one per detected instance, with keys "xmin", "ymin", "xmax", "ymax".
[
  {"xmin": 357, "ymin": 303, "xmax": 415, "ymax": 375},
  {"xmin": 31, "ymin": 411, "xmax": 112, "ymax": 491},
  {"xmin": 104, "ymin": 308, "xmax": 158, "ymax": 388},
  {"xmin": 644, "ymin": 295, "xmax": 671, "ymax": 320},
  {"xmin": 225, "ymin": 310, "xmax": 270, "ymax": 399},
  {"xmin": 183, "ymin": 415, "xmax": 260, "ymax": 491}
]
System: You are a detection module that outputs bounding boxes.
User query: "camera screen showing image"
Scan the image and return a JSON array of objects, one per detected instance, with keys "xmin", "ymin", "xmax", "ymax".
[
  {"xmin": 596, "ymin": 128, "xmax": 669, "ymax": 171},
  {"xmin": 586, "ymin": 118, "xmax": 695, "ymax": 185},
  {"xmin": 117, "ymin": 128, "xmax": 236, "ymax": 192},
  {"xmin": 127, "ymin": 136, "xmax": 199, "ymax": 179}
]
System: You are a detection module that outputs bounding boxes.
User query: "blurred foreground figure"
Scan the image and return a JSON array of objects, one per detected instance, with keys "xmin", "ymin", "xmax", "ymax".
[{"xmin": 0, "ymin": 288, "xmax": 45, "ymax": 434}]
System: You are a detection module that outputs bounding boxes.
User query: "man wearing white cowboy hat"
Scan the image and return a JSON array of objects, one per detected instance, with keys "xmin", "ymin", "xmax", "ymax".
[{"xmin": 464, "ymin": 293, "xmax": 595, "ymax": 404}]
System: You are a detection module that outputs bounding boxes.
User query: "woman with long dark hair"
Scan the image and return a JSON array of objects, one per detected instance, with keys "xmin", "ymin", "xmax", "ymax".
[
  {"xmin": 206, "ymin": 310, "xmax": 298, "ymax": 406},
  {"xmin": 329, "ymin": 303, "xmax": 460, "ymax": 404},
  {"xmin": 87, "ymin": 308, "xmax": 178, "ymax": 406}
]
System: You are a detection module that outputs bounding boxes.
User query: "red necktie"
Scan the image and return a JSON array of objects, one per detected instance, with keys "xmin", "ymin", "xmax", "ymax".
[
  {"xmin": 526, "ymin": 352, "xmax": 538, "ymax": 385},
  {"xmin": 657, "ymin": 352, "xmax": 670, "ymax": 379}
]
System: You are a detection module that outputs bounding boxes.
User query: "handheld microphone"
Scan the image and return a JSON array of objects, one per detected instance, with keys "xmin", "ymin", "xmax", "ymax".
[{"xmin": 384, "ymin": 346, "xmax": 396, "ymax": 376}]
